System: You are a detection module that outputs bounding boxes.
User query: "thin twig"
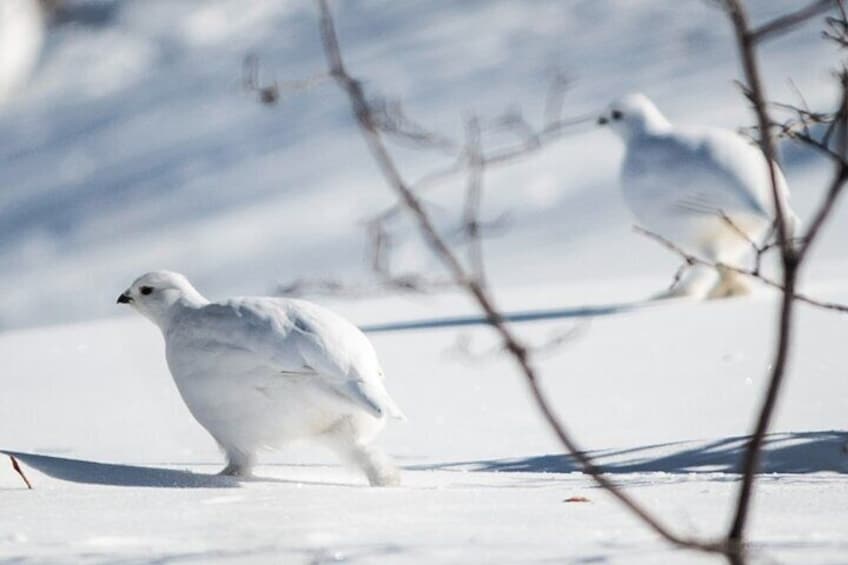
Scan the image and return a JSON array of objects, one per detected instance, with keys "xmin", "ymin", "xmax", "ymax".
[
  {"xmin": 634, "ymin": 227, "xmax": 848, "ymax": 313},
  {"xmin": 543, "ymin": 69, "xmax": 571, "ymax": 129},
  {"xmin": 368, "ymin": 111, "xmax": 595, "ymax": 226},
  {"xmin": 797, "ymin": 70, "xmax": 848, "ymax": 258},
  {"xmin": 242, "ymin": 54, "xmax": 329, "ymax": 106},
  {"xmin": 9, "ymin": 455, "xmax": 32, "ymax": 490},
  {"xmin": 370, "ymin": 97, "xmax": 460, "ymax": 153},
  {"xmin": 462, "ymin": 115, "xmax": 487, "ymax": 285},
  {"xmin": 725, "ymin": 1, "xmax": 793, "ymax": 256},
  {"xmin": 751, "ymin": 0, "xmax": 836, "ymax": 42}
]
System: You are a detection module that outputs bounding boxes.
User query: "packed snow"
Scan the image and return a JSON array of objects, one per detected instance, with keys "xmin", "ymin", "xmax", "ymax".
[{"xmin": 1, "ymin": 1, "xmax": 847, "ymax": 564}]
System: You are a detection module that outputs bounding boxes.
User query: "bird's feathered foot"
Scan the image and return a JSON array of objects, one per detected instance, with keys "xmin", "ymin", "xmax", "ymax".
[
  {"xmin": 219, "ymin": 449, "xmax": 255, "ymax": 477},
  {"xmin": 352, "ymin": 444, "xmax": 401, "ymax": 487},
  {"xmin": 218, "ymin": 462, "xmax": 253, "ymax": 477},
  {"xmin": 650, "ymin": 265, "xmax": 716, "ymax": 301},
  {"xmin": 323, "ymin": 418, "xmax": 401, "ymax": 487},
  {"xmin": 706, "ymin": 266, "xmax": 751, "ymax": 299}
]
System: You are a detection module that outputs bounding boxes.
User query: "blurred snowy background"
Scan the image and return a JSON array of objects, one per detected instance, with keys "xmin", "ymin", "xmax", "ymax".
[{"xmin": 0, "ymin": 0, "xmax": 844, "ymax": 330}]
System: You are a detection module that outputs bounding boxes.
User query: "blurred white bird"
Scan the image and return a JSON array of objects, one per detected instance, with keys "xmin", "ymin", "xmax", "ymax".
[
  {"xmin": 599, "ymin": 93, "xmax": 799, "ymax": 299},
  {"xmin": 118, "ymin": 271, "xmax": 405, "ymax": 486},
  {"xmin": 0, "ymin": 0, "xmax": 45, "ymax": 104}
]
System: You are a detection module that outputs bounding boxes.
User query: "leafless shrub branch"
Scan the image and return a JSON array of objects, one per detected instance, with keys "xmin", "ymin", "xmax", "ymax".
[
  {"xmin": 721, "ymin": 0, "xmax": 848, "ymax": 549},
  {"xmin": 369, "ymin": 100, "xmax": 595, "ymax": 228},
  {"xmin": 243, "ymin": 54, "xmax": 329, "ymax": 106},
  {"xmin": 252, "ymin": 1, "xmax": 848, "ymax": 561},
  {"xmin": 461, "ymin": 115, "xmax": 487, "ymax": 285},
  {"xmin": 315, "ymin": 0, "xmax": 728, "ymax": 557},
  {"xmin": 635, "ymin": 226, "xmax": 848, "ymax": 313},
  {"xmin": 544, "ymin": 68, "xmax": 571, "ymax": 128},
  {"xmin": 447, "ymin": 322, "xmax": 588, "ymax": 363},
  {"xmin": 9, "ymin": 455, "xmax": 32, "ymax": 490},
  {"xmin": 368, "ymin": 97, "xmax": 460, "ymax": 153},
  {"xmin": 750, "ymin": 0, "xmax": 836, "ymax": 42},
  {"xmin": 275, "ymin": 276, "xmax": 456, "ymax": 299}
]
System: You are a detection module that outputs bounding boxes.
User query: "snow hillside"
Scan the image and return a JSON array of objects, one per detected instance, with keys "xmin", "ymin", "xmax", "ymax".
[
  {"xmin": 1, "ymin": 282, "xmax": 848, "ymax": 563},
  {"xmin": 0, "ymin": 0, "xmax": 845, "ymax": 329}
]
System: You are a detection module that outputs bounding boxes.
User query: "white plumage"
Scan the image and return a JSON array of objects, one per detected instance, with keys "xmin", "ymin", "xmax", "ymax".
[
  {"xmin": 118, "ymin": 271, "xmax": 404, "ymax": 486},
  {"xmin": 599, "ymin": 93, "xmax": 799, "ymax": 299},
  {"xmin": 0, "ymin": 0, "xmax": 44, "ymax": 105}
]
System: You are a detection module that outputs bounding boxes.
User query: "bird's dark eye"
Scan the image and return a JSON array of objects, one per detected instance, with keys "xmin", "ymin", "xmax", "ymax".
[
  {"xmin": 611, "ymin": 110, "xmax": 623, "ymax": 120},
  {"xmin": 140, "ymin": 286, "xmax": 154, "ymax": 296}
]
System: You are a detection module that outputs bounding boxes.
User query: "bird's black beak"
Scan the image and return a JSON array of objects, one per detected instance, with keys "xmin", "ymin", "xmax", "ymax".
[
  {"xmin": 117, "ymin": 293, "xmax": 132, "ymax": 304},
  {"xmin": 597, "ymin": 116, "xmax": 609, "ymax": 125}
]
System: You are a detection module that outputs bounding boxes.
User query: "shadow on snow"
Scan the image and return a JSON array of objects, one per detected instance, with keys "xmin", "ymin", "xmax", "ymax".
[
  {"xmin": 358, "ymin": 300, "xmax": 649, "ymax": 333},
  {"xmin": 3, "ymin": 431, "xmax": 845, "ymax": 489},
  {"xmin": 0, "ymin": 451, "xmax": 238, "ymax": 488},
  {"xmin": 415, "ymin": 431, "xmax": 848, "ymax": 475}
]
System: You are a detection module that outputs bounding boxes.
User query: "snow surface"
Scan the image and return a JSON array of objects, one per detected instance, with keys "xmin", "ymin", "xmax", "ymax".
[
  {"xmin": 1, "ymin": 0, "xmax": 847, "ymax": 563},
  {"xmin": 2, "ymin": 283, "xmax": 848, "ymax": 563}
]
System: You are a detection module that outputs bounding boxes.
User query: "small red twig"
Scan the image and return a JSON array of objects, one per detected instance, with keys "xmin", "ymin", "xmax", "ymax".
[{"xmin": 9, "ymin": 455, "xmax": 33, "ymax": 490}]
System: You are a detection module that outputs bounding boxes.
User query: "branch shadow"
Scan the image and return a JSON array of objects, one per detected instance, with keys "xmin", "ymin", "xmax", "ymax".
[
  {"xmin": 415, "ymin": 431, "xmax": 848, "ymax": 475},
  {"xmin": 359, "ymin": 299, "xmax": 654, "ymax": 333}
]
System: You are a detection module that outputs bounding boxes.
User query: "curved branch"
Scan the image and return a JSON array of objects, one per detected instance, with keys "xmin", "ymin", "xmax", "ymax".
[{"xmin": 316, "ymin": 0, "xmax": 728, "ymax": 557}]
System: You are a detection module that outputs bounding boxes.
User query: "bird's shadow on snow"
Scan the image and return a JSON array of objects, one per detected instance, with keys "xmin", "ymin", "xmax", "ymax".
[
  {"xmin": 415, "ymin": 431, "xmax": 848, "ymax": 475},
  {"xmin": 0, "ymin": 451, "xmax": 359, "ymax": 489},
  {"xmin": 1, "ymin": 451, "xmax": 240, "ymax": 488}
]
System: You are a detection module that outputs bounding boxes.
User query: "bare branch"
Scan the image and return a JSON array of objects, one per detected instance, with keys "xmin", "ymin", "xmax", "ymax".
[
  {"xmin": 242, "ymin": 54, "xmax": 328, "ymax": 106},
  {"xmin": 315, "ymin": 0, "xmax": 727, "ymax": 557},
  {"xmin": 797, "ymin": 70, "xmax": 848, "ymax": 258},
  {"xmin": 462, "ymin": 115, "xmax": 487, "ymax": 285},
  {"xmin": 718, "ymin": 210, "xmax": 760, "ymax": 250},
  {"xmin": 369, "ymin": 97, "xmax": 459, "ymax": 153},
  {"xmin": 823, "ymin": 3, "xmax": 848, "ymax": 46},
  {"xmin": 9, "ymin": 455, "xmax": 32, "ymax": 490},
  {"xmin": 724, "ymin": 0, "xmax": 794, "ymax": 257},
  {"xmin": 447, "ymin": 322, "xmax": 587, "ymax": 363},
  {"xmin": 367, "ymin": 106, "xmax": 595, "ymax": 228},
  {"xmin": 543, "ymin": 69, "xmax": 571, "ymax": 129},
  {"xmin": 751, "ymin": 0, "xmax": 836, "ymax": 43},
  {"xmin": 721, "ymin": 0, "xmax": 848, "ymax": 547},
  {"xmin": 635, "ymin": 226, "xmax": 848, "ymax": 313},
  {"xmin": 275, "ymin": 275, "xmax": 456, "ymax": 299}
]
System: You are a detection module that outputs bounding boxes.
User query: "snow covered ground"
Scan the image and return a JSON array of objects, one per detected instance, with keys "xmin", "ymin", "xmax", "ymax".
[
  {"xmin": 1, "ymin": 0, "xmax": 847, "ymax": 563},
  {"xmin": 2, "ymin": 284, "xmax": 848, "ymax": 563}
]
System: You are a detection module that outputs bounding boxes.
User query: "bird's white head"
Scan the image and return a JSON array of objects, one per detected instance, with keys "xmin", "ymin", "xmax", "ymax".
[
  {"xmin": 597, "ymin": 92, "xmax": 671, "ymax": 141},
  {"xmin": 117, "ymin": 271, "xmax": 208, "ymax": 328}
]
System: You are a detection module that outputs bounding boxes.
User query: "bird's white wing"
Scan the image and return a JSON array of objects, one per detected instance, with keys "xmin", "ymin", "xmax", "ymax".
[
  {"xmin": 624, "ymin": 127, "xmax": 785, "ymax": 220},
  {"xmin": 203, "ymin": 298, "xmax": 403, "ymax": 420}
]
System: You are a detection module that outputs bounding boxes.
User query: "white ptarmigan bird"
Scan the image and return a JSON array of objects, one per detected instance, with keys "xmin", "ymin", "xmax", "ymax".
[
  {"xmin": 118, "ymin": 271, "xmax": 405, "ymax": 486},
  {"xmin": 598, "ymin": 93, "xmax": 799, "ymax": 299}
]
